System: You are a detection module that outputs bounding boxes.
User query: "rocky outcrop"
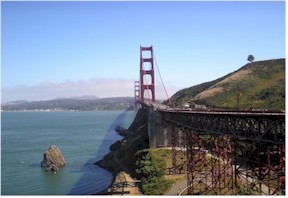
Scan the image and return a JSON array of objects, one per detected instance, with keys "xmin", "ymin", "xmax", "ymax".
[
  {"xmin": 96, "ymin": 109, "xmax": 149, "ymax": 176},
  {"xmin": 41, "ymin": 145, "xmax": 66, "ymax": 172},
  {"xmin": 110, "ymin": 140, "xmax": 123, "ymax": 151}
]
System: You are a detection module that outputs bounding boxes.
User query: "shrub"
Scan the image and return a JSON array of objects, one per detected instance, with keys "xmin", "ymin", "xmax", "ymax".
[{"xmin": 135, "ymin": 149, "xmax": 173, "ymax": 195}]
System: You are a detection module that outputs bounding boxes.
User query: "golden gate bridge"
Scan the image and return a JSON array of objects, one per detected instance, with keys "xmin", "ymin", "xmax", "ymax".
[{"xmin": 133, "ymin": 46, "xmax": 285, "ymax": 195}]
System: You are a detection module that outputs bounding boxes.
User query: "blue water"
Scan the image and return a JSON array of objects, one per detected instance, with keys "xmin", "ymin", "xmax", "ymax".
[{"xmin": 1, "ymin": 110, "xmax": 136, "ymax": 195}]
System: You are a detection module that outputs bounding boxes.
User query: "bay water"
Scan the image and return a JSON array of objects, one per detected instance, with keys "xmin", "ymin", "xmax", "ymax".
[{"xmin": 1, "ymin": 110, "xmax": 136, "ymax": 195}]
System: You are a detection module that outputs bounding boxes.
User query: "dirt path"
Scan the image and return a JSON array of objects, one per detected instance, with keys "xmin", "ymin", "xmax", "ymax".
[{"xmin": 107, "ymin": 171, "xmax": 142, "ymax": 195}]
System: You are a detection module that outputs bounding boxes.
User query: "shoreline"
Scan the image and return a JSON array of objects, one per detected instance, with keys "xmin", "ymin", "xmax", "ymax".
[
  {"xmin": 94, "ymin": 140, "xmax": 142, "ymax": 195},
  {"xmin": 94, "ymin": 142, "xmax": 142, "ymax": 195},
  {"xmin": 95, "ymin": 171, "xmax": 142, "ymax": 195},
  {"xmin": 94, "ymin": 109, "xmax": 149, "ymax": 195}
]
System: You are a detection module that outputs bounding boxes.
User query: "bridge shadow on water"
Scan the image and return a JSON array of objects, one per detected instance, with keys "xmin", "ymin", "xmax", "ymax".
[{"xmin": 68, "ymin": 110, "xmax": 131, "ymax": 195}]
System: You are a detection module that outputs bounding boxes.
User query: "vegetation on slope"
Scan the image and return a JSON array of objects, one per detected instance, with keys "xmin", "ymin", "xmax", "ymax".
[
  {"xmin": 135, "ymin": 149, "xmax": 174, "ymax": 195},
  {"xmin": 169, "ymin": 59, "xmax": 285, "ymax": 109}
]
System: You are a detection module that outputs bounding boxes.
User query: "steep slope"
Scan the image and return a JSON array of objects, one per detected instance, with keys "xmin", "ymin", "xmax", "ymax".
[{"xmin": 170, "ymin": 58, "xmax": 285, "ymax": 109}]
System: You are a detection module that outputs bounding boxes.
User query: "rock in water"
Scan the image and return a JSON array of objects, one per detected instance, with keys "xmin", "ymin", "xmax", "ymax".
[{"xmin": 41, "ymin": 145, "xmax": 66, "ymax": 172}]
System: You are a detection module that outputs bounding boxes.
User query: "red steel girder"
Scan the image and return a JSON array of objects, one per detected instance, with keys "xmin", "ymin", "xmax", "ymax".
[
  {"xmin": 171, "ymin": 126, "xmax": 186, "ymax": 174},
  {"xmin": 164, "ymin": 111, "xmax": 285, "ymax": 195}
]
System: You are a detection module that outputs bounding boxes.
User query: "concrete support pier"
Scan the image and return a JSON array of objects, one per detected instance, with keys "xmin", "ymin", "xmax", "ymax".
[{"xmin": 148, "ymin": 107, "xmax": 172, "ymax": 148}]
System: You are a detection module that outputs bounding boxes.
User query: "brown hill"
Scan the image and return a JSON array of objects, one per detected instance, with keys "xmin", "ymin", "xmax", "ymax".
[{"xmin": 169, "ymin": 58, "xmax": 285, "ymax": 109}]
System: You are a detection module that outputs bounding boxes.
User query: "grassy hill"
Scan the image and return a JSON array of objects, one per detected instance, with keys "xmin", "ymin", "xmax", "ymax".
[{"xmin": 169, "ymin": 58, "xmax": 285, "ymax": 110}]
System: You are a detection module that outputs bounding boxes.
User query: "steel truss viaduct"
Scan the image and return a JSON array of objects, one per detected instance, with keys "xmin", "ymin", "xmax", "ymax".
[{"xmin": 160, "ymin": 110, "xmax": 285, "ymax": 195}]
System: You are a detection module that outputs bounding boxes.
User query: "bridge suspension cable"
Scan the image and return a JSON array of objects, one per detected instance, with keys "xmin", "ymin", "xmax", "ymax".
[{"xmin": 153, "ymin": 51, "xmax": 172, "ymax": 105}]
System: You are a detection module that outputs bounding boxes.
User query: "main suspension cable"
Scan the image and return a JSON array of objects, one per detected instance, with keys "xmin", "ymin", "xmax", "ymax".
[{"xmin": 153, "ymin": 51, "xmax": 172, "ymax": 105}]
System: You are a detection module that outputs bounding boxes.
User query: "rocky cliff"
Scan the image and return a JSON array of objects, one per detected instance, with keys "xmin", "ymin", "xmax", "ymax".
[{"xmin": 95, "ymin": 108, "xmax": 149, "ymax": 177}]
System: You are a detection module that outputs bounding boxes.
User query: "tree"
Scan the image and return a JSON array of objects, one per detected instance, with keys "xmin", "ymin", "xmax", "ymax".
[
  {"xmin": 135, "ymin": 149, "xmax": 171, "ymax": 195},
  {"xmin": 135, "ymin": 150, "xmax": 165, "ymax": 179},
  {"xmin": 247, "ymin": 55, "xmax": 255, "ymax": 63}
]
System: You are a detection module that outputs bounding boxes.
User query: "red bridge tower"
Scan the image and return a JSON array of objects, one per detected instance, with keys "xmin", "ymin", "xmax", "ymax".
[{"xmin": 140, "ymin": 46, "xmax": 155, "ymax": 103}]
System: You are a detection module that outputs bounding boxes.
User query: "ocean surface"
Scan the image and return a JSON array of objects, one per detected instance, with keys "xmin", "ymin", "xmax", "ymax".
[{"xmin": 1, "ymin": 110, "xmax": 136, "ymax": 195}]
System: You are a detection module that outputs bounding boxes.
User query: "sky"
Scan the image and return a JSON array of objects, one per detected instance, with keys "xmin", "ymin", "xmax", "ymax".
[{"xmin": 1, "ymin": 1, "xmax": 285, "ymax": 103}]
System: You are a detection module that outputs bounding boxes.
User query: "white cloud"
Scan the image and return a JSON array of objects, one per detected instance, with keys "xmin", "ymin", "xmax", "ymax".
[
  {"xmin": 2, "ymin": 78, "xmax": 182, "ymax": 103},
  {"xmin": 1, "ymin": 78, "xmax": 134, "ymax": 102}
]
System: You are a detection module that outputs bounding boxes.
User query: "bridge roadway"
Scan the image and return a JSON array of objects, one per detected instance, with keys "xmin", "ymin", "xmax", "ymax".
[
  {"xmin": 142, "ymin": 100, "xmax": 285, "ymax": 144},
  {"xmin": 160, "ymin": 109, "xmax": 285, "ymax": 144},
  {"xmin": 140, "ymin": 101, "xmax": 285, "ymax": 195}
]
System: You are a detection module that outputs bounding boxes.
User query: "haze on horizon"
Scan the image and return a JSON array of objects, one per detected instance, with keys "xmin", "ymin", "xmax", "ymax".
[{"xmin": 2, "ymin": 1, "xmax": 285, "ymax": 103}]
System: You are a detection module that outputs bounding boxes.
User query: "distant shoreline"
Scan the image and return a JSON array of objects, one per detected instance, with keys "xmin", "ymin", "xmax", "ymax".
[{"xmin": 1, "ymin": 109, "xmax": 133, "ymax": 112}]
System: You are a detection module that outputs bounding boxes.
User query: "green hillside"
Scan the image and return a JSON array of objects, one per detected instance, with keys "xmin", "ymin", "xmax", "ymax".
[{"xmin": 169, "ymin": 58, "xmax": 285, "ymax": 110}]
